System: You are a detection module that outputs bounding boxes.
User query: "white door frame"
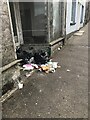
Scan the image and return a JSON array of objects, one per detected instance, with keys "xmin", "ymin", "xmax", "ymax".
[{"xmin": 13, "ymin": 2, "xmax": 24, "ymax": 46}]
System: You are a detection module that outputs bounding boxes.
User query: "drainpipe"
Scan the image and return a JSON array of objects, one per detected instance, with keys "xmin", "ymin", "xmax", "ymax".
[
  {"xmin": 62, "ymin": 0, "xmax": 67, "ymax": 44},
  {"xmin": 47, "ymin": 0, "xmax": 52, "ymax": 56}
]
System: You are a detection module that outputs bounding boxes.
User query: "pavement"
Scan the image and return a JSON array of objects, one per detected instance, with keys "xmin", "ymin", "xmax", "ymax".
[{"xmin": 2, "ymin": 23, "xmax": 88, "ymax": 118}]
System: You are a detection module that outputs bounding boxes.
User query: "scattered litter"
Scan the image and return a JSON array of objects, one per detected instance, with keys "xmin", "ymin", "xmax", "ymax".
[
  {"xmin": 18, "ymin": 83, "xmax": 23, "ymax": 89},
  {"xmin": 35, "ymin": 102, "xmax": 38, "ymax": 105},
  {"xmin": 41, "ymin": 64, "xmax": 50, "ymax": 71},
  {"xmin": 16, "ymin": 48, "xmax": 61, "ymax": 81},
  {"xmin": 77, "ymin": 75, "xmax": 80, "ymax": 78},
  {"xmin": 49, "ymin": 59, "xmax": 52, "ymax": 62},
  {"xmin": 53, "ymin": 62, "xmax": 58, "ymax": 69},
  {"xmin": 67, "ymin": 69, "xmax": 70, "ymax": 72},
  {"xmin": 58, "ymin": 48, "xmax": 61, "ymax": 51},
  {"xmin": 61, "ymin": 89, "xmax": 62, "ymax": 92},
  {"xmin": 47, "ymin": 62, "xmax": 58, "ymax": 69},
  {"xmin": 47, "ymin": 61, "xmax": 53, "ymax": 66},
  {"xmin": 25, "ymin": 70, "xmax": 34, "ymax": 78},
  {"xmin": 49, "ymin": 67, "xmax": 55, "ymax": 73},
  {"xmin": 59, "ymin": 76, "xmax": 62, "ymax": 79},
  {"xmin": 38, "ymin": 68, "xmax": 42, "ymax": 72},
  {"xmin": 31, "ymin": 64, "xmax": 38, "ymax": 69},
  {"xmin": 14, "ymin": 79, "xmax": 24, "ymax": 89},
  {"xmin": 57, "ymin": 66, "xmax": 61, "ymax": 68},
  {"xmin": 23, "ymin": 64, "xmax": 34, "ymax": 71},
  {"xmin": 25, "ymin": 103, "xmax": 27, "ymax": 106},
  {"xmin": 29, "ymin": 92, "xmax": 31, "ymax": 95},
  {"xmin": 26, "ymin": 73, "xmax": 31, "ymax": 77},
  {"xmin": 28, "ymin": 57, "xmax": 34, "ymax": 64},
  {"xmin": 37, "ymin": 61, "xmax": 61, "ymax": 74},
  {"xmin": 40, "ymin": 62, "xmax": 59, "ymax": 73},
  {"xmin": 39, "ymin": 90, "xmax": 42, "ymax": 93},
  {"xmin": 38, "ymin": 114, "xmax": 41, "ymax": 117},
  {"xmin": 60, "ymin": 45, "xmax": 62, "ymax": 48}
]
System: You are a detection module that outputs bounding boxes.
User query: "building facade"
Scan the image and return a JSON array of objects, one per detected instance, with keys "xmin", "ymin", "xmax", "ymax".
[
  {"xmin": 84, "ymin": 1, "xmax": 90, "ymax": 24},
  {"xmin": 8, "ymin": 1, "xmax": 66, "ymax": 56},
  {"xmin": 66, "ymin": 0, "xmax": 86, "ymax": 35},
  {"xmin": 0, "ymin": 0, "xmax": 89, "ymax": 92}
]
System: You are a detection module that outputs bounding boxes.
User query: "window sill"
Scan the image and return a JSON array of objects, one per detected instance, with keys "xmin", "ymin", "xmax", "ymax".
[{"xmin": 70, "ymin": 23, "xmax": 76, "ymax": 26}]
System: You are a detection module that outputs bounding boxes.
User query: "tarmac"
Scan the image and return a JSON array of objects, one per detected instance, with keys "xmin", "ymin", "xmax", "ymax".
[{"xmin": 2, "ymin": 23, "xmax": 88, "ymax": 118}]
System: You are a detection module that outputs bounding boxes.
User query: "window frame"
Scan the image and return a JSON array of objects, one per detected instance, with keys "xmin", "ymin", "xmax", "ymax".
[{"xmin": 70, "ymin": 0, "xmax": 76, "ymax": 26}]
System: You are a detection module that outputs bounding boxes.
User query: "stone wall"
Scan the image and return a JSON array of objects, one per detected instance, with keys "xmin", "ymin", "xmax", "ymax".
[
  {"xmin": 84, "ymin": 2, "xmax": 90, "ymax": 24},
  {"xmin": 1, "ymin": 0, "xmax": 16, "ymax": 66},
  {"xmin": 0, "ymin": 1, "xmax": 19, "ymax": 90}
]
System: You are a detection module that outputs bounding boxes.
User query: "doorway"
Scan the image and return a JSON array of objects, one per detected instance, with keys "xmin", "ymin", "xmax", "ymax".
[{"xmin": 19, "ymin": 2, "xmax": 47, "ymax": 44}]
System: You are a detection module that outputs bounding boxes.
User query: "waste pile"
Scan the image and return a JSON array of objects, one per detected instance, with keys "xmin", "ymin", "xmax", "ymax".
[
  {"xmin": 2, "ymin": 49, "xmax": 61, "ymax": 94},
  {"xmin": 16, "ymin": 47, "xmax": 34, "ymax": 65},
  {"xmin": 16, "ymin": 48, "xmax": 61, "ymax": 75}
]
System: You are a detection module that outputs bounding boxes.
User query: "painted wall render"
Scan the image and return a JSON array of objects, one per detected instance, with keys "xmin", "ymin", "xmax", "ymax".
[{"xmin": 66, "ymin": 0, "xmax": 86, "ymax": 35}]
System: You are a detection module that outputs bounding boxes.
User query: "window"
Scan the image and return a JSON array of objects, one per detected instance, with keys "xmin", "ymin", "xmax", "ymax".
[
  {"xmin": 70, "ymin": 0, "xmax": 76, "ymax": 25},
  {"xmin": 80, "ymin": 5, "xmax": 84, "ymax": 23}
]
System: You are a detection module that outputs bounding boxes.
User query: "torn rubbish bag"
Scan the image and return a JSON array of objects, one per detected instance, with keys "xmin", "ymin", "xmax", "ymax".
[
  {"xmin": 34, "ymin": 51, "xmax": 49, "ymax": 64},
  {"xmin": 16, "ymin": 48, "xmax": 34, "ymax": 64}
]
